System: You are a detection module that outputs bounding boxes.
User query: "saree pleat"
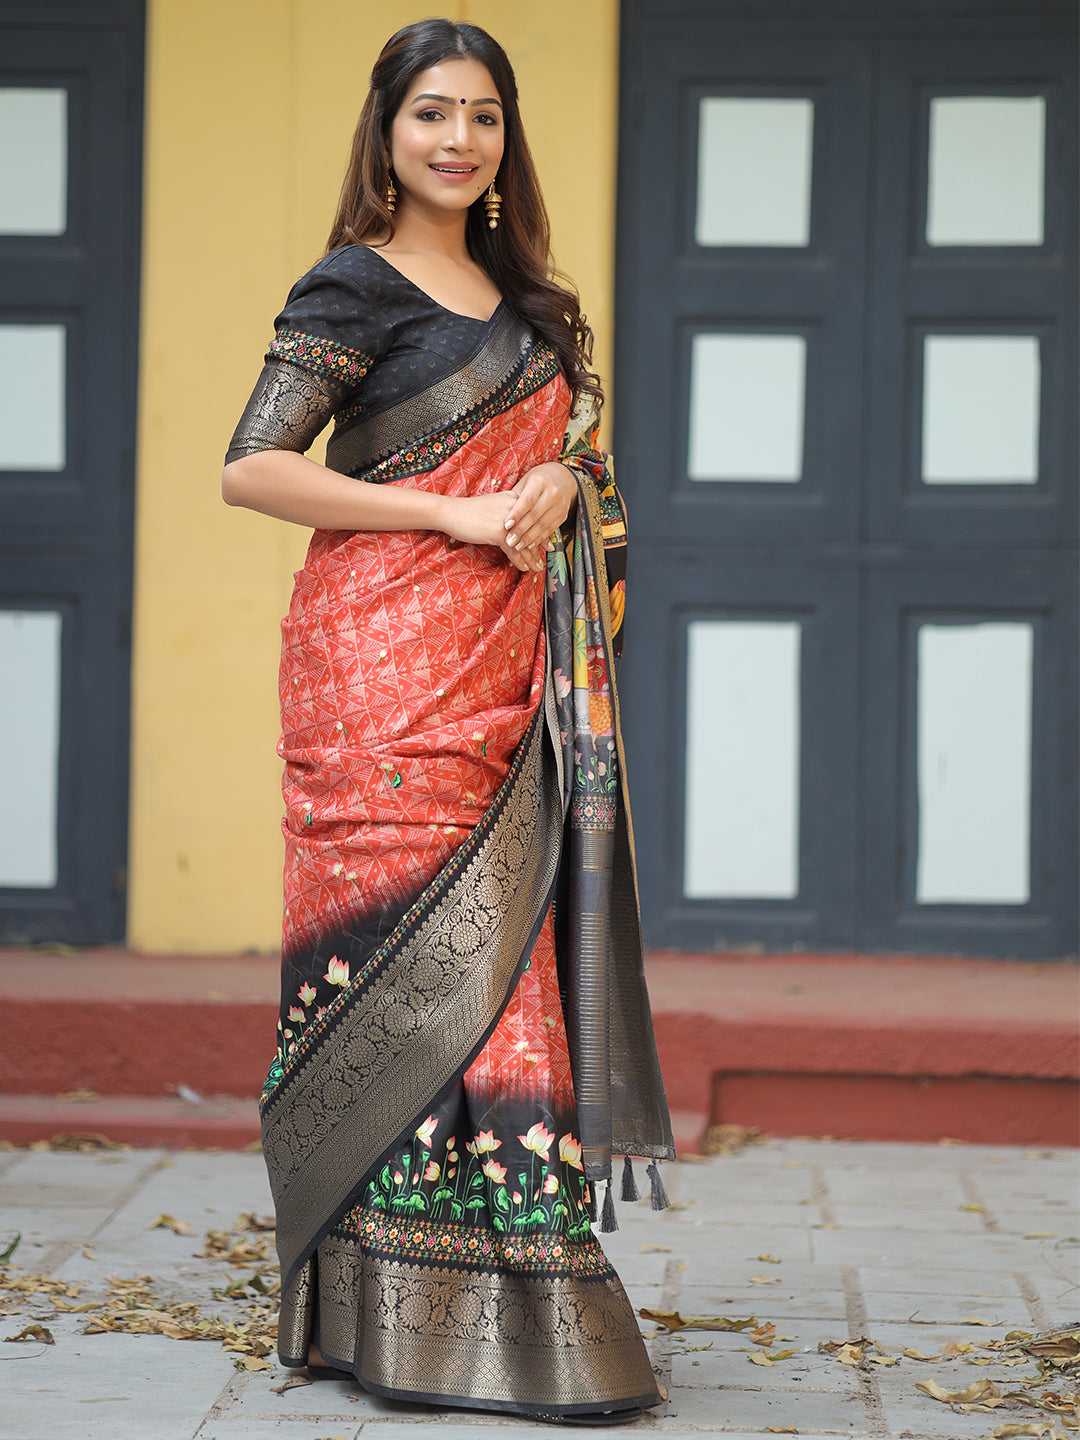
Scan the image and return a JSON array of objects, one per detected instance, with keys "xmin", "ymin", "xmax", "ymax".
[{"xmin": 256, "ymin": 299, "xmax": 671, "ymax": 1416}]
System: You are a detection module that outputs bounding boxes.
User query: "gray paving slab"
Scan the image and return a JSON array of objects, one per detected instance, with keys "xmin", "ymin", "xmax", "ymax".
[
  {"xmin": 1, "ymin": 1141, "xmax": 1077, "ymax": 1439},
  {"xmin": 0, "ymin": 1149, "xmax": 164, "ymax": 1205}
]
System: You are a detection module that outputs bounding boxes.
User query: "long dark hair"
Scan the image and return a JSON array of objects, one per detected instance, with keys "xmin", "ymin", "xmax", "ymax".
[{"xmin": 325, "ymin": 18, "xmax": 601, "ymax": 408}]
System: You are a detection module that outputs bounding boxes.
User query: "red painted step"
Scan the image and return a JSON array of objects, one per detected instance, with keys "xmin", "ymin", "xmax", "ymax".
[{"xmin": 1, "ymin": 948, "xmax": 1076, "ymax": 1149}]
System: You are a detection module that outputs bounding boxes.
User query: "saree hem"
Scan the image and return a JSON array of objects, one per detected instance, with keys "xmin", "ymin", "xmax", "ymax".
[{"xmin": 283, "ymin": 1233, "xmax": 661, "ymax": 1416}]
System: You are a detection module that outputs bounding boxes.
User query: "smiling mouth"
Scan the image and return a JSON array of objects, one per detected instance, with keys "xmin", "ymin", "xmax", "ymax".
[{"xmin": 430, "ymin": 164, "xmax": 478, "ymax": 173}]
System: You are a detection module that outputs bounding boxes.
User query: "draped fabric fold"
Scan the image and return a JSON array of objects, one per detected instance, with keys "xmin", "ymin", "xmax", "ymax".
[{"xmin": 243, "ymin": 247, "xmax": 672, "ymax": 1417}]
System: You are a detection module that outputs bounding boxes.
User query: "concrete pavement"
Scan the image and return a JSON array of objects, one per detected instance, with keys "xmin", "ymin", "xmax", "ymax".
[{"xmin": 0, "ymin": 1139, "xmax": 1077, "ymax": 1440}]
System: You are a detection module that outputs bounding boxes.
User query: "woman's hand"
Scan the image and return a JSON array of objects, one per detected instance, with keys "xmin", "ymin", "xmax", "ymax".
[
  {"xmin": 502, "ymin": 463, "xmax": 577, "ymax": 554},
  {"xmin": 438, "ymin": 492, "xmax": 546, "ymax": 572}
]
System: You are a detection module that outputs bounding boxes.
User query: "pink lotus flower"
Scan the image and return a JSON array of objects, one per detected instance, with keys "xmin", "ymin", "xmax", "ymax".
[
  {"xmin": 518, "ymin": 1123, "xmax": 554, "ymax": 1159},
  {"xmin": 543, "ymin": 1173, "xmax": 559, "ymax": 1194},
  {"xmin": 467, "ymin": 1130, "xmax": 501, "ymax": 1155},
  {"xmin": 512, "ymin": 1191, "xmax": 522, "ymax": 1204},
  {"xmin": 424, "ymin": 1160, "xmax": 440, "ymax": 1182},
  {"xmin": 415, "ymin": 1115, "xmax": 438, "ymax": 1147},
  {"xmin": 298, "ymin": 983, "xmax": 317, "ymax": 1006},
  {"xmin": 482, "ymin": 1158, "xmax": 507, "ymax": 1185},
  {"xmin": 393, "ymin": 1170, "xmax": 403, "ymax": 1185},
  {"xmin": 323, "ymin": 955, "xmax": 349, "ymax": 986},
  {"xmin": 445, "ymin": 1135, "xmax": 455, "ymax": 1150},
  {"xmin": 287, "ymin": 1006, "xmax": 306, "ymax": 1023},
  {"xmin": 558, "ymin": 1133, "xmax": 583, "ymax": 1169},
  {"xmin": 553, "ymin": 668, "xmax": 572, "ymax": 699}
]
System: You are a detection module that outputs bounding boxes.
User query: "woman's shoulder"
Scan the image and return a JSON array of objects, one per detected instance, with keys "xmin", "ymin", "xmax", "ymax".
[
  {"xmin": 275, "ymin": 246, "xmax": 409, "ymax": 352},
  {"xmin": 293, "ymin": 244, "xmax": 401, "ymax": 297}
]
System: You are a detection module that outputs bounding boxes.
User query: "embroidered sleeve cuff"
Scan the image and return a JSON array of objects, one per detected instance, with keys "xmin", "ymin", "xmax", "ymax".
[{"xmin": 267, "ymin": 329, "xmax": 372, "ymax": 388}]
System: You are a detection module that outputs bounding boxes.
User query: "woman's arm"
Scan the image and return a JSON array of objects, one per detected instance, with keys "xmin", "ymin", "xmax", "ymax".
[{"xmin": 221, "ymin": 449, "xmax": 547, "ymax": 571}]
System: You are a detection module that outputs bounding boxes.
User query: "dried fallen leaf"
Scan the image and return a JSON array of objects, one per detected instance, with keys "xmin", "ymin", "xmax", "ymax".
[
  {"xmin": 749, "ymin": 1274, "xmax": 782, "ymax": 1284},
  {"xmin": 146, "ymin": 1214, "xmax": 195, "ymax": 1236},
  {"xmin": 757, "ymin": 1253, "xmax": 782, "ymax": 1264},
  {"xmin": 638, "ymin": 1245, "xmax": 671, "ymax": 1254},
  {"xmin": 751, "ymin": 1323, "xmax": 776, "ymax": 1346},
  {"xmin": 4, "ymin": 1324, "xmax": 54, "ymax": 1344},
  {"xmin": 961, "ymin": 1203, "xmax": 987, "ymax": 1212},
  {"xmin": 748, "ymin": 1351, "xmax": 774, "ymax": 1366},
  {"xmin": 765, "ymin": 1430, "xmax": 798, "ymax": 1436},
  {"xmin": 1024, "ymin": 1233, "xmax": 1056, "ymax": 1239},
  {"xmin": 238, "ymin": 1213, "xmax": 276, "ymax": 1233},
  {"xmin": 868, "ymin": 1355, "xmax": 899, "ymax": 1366},
  {"xmin": 1023, "ymin": 1335, "xmax": 1080, "ymax": 1360},
  {"xmin": 237, "ymin": 1354, "xmax": 273, "ymax": 1371},
  {"xmin": 942, "ymin": 1341, "xmax": 978, "ymax": 1357},
  {"xmin": 702, "ymin": 1123, "xmax": 765, "ymax": 1156},
  {"xmin": 916, "ymin": 1377, "xmax": 1002, "ymax": 1405},
  {"xmin": 639, "ymin": 1309, "xmax": 756, "ymax": 1334},
  {"xmin": 904, "ymin": 1348, "xmax": 940, "ymax": 1361},
  {"xmin": 990, "ymin": 1425, "xmax": 1056, "ymax": 1438},
  {"xmin": 958, "ymin": 1317, "xmax": 995, "ymax": 1326}
]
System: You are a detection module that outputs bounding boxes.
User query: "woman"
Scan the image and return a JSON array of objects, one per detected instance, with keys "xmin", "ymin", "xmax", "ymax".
[{"xmin": 222, "ymin": 18, "xmax": 673, "ymax": 1425}]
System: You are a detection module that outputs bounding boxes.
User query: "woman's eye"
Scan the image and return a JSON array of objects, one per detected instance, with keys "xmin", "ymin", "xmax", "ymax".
[
  {"xmin": 475, "ymin": 113, "xmax": 499, "ymax": 126},
  {"xmin": 417, "ymin": 109, "xmax": 443, "ymax": 122}
]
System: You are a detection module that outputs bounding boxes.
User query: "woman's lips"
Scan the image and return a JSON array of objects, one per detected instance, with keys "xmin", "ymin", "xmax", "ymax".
[{"xmin": 429, "ymin": 164, "xmax": 479, "ymax": 183}]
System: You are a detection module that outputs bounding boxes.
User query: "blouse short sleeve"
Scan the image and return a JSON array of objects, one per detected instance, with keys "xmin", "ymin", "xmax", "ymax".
[{"xmin": 225, "ymin": 249, "xmax": 389, "ymax": 464}]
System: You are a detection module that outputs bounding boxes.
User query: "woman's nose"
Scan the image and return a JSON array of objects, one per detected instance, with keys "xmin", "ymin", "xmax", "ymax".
[{"xmin": 444, "ymin": 113, "xmax": 473, "ymax": 150}]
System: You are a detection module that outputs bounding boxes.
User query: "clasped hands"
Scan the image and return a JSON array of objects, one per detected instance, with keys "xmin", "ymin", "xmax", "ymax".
[{"xmin": 440, "ymin": 462, "xmax": 576, "ymax": 573}]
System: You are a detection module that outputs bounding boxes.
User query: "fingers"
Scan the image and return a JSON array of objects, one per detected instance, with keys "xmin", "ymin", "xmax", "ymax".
[
  {"xmin": 501, "ymin": 536, "xmax": 545, "ymax": 573},
  {"xmin": 503, "ymin": 465, "xmax": 576, "ymax": 552}
]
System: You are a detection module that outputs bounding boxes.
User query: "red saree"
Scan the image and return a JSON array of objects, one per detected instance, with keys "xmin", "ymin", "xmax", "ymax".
[{"xmin": 231, "ymin": 245, "xmax": 673, "ymax": 1418}]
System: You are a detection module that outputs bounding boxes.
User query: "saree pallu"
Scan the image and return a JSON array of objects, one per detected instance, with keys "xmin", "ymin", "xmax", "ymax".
[{"xmin": 259, "ymin": 318, "xmax": 673, "ymax": 1417}]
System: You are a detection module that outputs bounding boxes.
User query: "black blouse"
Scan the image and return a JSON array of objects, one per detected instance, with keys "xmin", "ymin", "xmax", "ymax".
[{"xmin": 225, "ymin": 245, "xmax": 531, "ymax": 475}]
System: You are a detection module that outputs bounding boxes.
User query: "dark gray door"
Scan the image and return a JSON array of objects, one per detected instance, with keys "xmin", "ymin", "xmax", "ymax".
[
  {"xmin": 616, "ymin": 0, "xmax": 1078, "ymax": 958},
  {"xmin": 0, "ymin": 1, "xmax": 144, "ymax": 941}
]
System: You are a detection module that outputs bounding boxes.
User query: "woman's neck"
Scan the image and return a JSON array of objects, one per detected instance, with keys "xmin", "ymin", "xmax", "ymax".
[{"xmin": 380, "ymin": 203, "xmax": 471, "ymax": 261}]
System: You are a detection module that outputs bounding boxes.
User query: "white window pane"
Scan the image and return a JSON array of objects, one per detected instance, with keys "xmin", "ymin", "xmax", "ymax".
[
  {"xmin": 922, "ymin": 336, "xmax": 1039, "ymax": 484},
  {"xmin": 927, "ymin": 96, "xmax": 1044, "ymax": 246},
  {"xmin": 916, "ymin": 623, "xmax": 1032, "ymax": 905},
  {"xmin": 689, "ymin": 334, "xmax": 806, "ymax": 482},
  {"xmin": 0, "ymin": 324, "xmax": 66, "ymax": 471},
  {"xmin": 685, "ymin": 621, "xmax": 801, "ymax": 899},
  {"xmin": 0, "ymin": 611, "xmax": 62, "ymax": 888},
  {"xmin": 697, "ymin": 98, "xmax": 813, "ymax": 246},
  {"xmin": 0, "ymin": 88, "xmax": 67, "ymax": 235}
]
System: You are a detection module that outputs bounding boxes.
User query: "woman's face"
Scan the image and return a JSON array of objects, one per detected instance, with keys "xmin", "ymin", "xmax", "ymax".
[{"xmin": 389, "ymin": 58, "xmax": 505, "ymax": 219}]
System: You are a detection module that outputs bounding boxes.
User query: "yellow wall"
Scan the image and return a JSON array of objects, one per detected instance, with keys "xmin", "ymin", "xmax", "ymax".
[{"xmin": 128, "ymin": 0, "xmax": 620, "ymax": 952}]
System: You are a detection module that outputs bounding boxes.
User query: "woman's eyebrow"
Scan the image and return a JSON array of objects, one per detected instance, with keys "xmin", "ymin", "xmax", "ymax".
[{"xmin": 411, "ymin": 92, "xmax": 503, "ymax": 108}]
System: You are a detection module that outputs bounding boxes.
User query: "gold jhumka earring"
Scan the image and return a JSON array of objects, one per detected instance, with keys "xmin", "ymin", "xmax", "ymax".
[
  {"xmin": 484, "ymin": 180, "xmax": 501, "ymax": 229},
  {"xmin": 386, "ymin": 176, "xmax": 397, "ymax": 213}
]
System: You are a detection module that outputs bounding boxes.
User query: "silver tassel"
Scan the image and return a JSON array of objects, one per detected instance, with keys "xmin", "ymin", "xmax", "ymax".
[
  {"xmin": 646, "ymin": 1160, "xmax": 669, "ymax": 1212},
  {"xmin": 621, "ymin": 1154, "xmax": 640, "ymax": 1202},
  {"xmin": 600, "ymin": 1178, "xmax": 619, "ymax": 1232}
]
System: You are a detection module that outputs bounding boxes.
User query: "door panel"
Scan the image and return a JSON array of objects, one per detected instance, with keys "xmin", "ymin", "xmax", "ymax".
[
  {"xmin": 618, "ymin": 0, "xmax": 1078, "ymax": 958},
  {"xmin": 0, "ymin": 3, "xmax": 143, "ymax": 942}
]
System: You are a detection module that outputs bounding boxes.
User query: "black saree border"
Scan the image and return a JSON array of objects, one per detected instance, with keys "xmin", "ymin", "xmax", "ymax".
[
  {"xmin": 262, "ymin": 703, "xmax": 565, "ymax": 1290},
  {"xmin": 325, "ymin": 329, "xmax": 561, "ymax": 483},
  {"xmin": 565, "ymin": 477, "xmax": 677, "ymax": 1171},
  {"xmin": 308, "ymin": 1234, "xmax": 662, "ymax": 1416},
  {"xmin": 327, "ymin": 328, "xmax": 562, "ymax": 486}
]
